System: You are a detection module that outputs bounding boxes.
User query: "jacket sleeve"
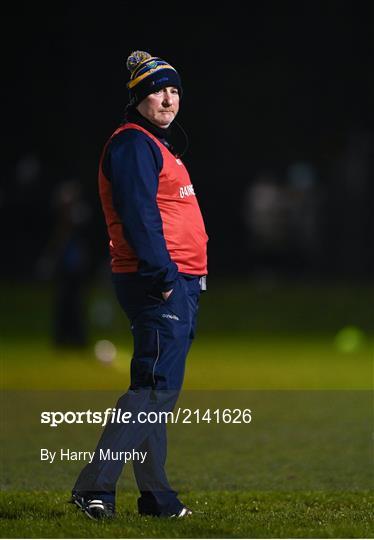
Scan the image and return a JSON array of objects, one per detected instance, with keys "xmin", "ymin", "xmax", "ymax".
[{"xmin": 105, "ymin": 130, "xmax": 178, "ymax": 294}]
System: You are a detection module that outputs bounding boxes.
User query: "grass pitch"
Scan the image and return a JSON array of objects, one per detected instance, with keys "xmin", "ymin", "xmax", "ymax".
[
  {"xmin": 1, "ymin": 278, "xmax": 373, "ymax": 538},
  {"xmin": 1, "ymin": 491, "xmax": 373, "ymax": 538}
]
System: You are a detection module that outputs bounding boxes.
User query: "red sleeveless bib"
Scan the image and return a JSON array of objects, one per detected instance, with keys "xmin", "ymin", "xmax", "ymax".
[{"xmin": 98, "ymin": 123, "xmax": 208, "ymax": 275}]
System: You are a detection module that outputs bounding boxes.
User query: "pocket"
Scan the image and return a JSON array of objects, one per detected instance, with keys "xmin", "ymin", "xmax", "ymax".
[
  {"xmin": 161, "ymin": 278, "xmax": 187, "ymax": 309},
  {"xmin": 146, "ymin": 280, "xmax": 180, "ymax": 305},
  {"xmin": 161, "ymin": 279, "xmax": 190, "ymax": 324},
  {"xmin": 162, "ymin": 278, "xmax": 182, "ymax": 305}
]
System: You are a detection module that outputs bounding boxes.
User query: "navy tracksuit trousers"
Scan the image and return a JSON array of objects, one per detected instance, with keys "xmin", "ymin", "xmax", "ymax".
[{"xmin": 74, "ymin": 274, "xmax": 201, "ymax": 515}]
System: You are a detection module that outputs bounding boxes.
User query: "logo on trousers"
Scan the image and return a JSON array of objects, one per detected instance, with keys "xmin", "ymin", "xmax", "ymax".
[{"xmin": 161, "ymin": 313, "xmax": 179, "ymax": 321}]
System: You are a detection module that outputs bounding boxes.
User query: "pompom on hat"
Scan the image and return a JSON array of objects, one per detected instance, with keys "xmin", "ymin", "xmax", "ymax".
[{"xmin": 126, "ymin": 50, "xmax": 182, "ymax": 105}]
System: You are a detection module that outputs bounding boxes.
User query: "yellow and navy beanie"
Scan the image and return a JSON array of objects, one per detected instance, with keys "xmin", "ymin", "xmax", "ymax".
[{"xmin": 126, "ymin": 50, "xmax": 182, "ymax": 105}]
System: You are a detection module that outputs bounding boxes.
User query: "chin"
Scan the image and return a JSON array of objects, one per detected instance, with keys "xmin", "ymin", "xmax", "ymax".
[
  {"xmin": 158, "ymin": 114, "xmax": 174, "ymax": 125},
  {"xmin": 157, "ymin": 120, "xmax": 172, "ymax": 128}
]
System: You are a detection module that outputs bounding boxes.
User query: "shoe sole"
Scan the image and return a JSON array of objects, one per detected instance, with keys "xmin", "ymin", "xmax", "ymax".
[
  {"xmin": 83, "ymin": 508, "xmax": 98, "ymax": 521},
  {"xmin": 84, "ymin": 507, "xmax": 115, "ymax": 521},
  {"xmin": 140, "ymin": 509, "xmax": 193, "ymax": 518},
  {"xmin": 72, "ymin": 499, "xmax": 109, "ymax": 521}
]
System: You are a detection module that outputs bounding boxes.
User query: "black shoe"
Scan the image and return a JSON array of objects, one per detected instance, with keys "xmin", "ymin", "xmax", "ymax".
[
  {"xmin": 83, "ymin": 499, "xmax": 115, "ymax": 521},
  {"xmin": 71, "ymin": 491, "xmax": 86, "ymax": 510},
  {"xmin": 172, "ymin": 506, "xmax": 193, "ymax": 518},
  {"xmin": 138, "ymin": 496, "xmax": 192, "ymax": 518},
  {"xmin": 71, "ymin": 491, "xmax": 115, "ymax": 521}
]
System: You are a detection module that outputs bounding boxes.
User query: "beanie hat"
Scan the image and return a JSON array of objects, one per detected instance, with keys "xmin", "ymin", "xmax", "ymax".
[{"xmin": 126, "ymin": 50, "xmax": 182, "ymax": 105}]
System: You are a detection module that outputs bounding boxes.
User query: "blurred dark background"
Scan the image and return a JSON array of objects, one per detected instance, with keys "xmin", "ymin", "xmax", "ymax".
[{"xmin": 2, "ymin": 2, "xmax": 373, "ymax": 285}]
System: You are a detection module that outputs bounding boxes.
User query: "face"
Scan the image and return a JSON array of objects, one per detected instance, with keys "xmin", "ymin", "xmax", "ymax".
[{"xmin": 137, "ymin": 86, "xmax": 180, "ymax": 128}]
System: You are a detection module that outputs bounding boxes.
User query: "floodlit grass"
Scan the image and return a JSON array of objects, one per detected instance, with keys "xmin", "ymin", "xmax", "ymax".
[
  {"xmin": 2, "ymin": 334, "xmax": 373, "ymax": 390},
  {"xmin": 1, "ymin": 279, "xmax": 373, "ymax": 538},
  {"xmin": 1, "ymin": 491, "xmax": 373, "ymax": 538}
]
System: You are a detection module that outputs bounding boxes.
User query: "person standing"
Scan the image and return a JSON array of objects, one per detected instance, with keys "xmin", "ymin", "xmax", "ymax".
[{"xmin": 71, "ymin": 51, "xmax": 208, "ymax": 520}]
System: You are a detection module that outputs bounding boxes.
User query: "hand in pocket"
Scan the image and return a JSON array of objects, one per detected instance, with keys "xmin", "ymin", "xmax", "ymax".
[{"xmin": 162, "ymin": 289, "xmax": 173, "ymax": 302}]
